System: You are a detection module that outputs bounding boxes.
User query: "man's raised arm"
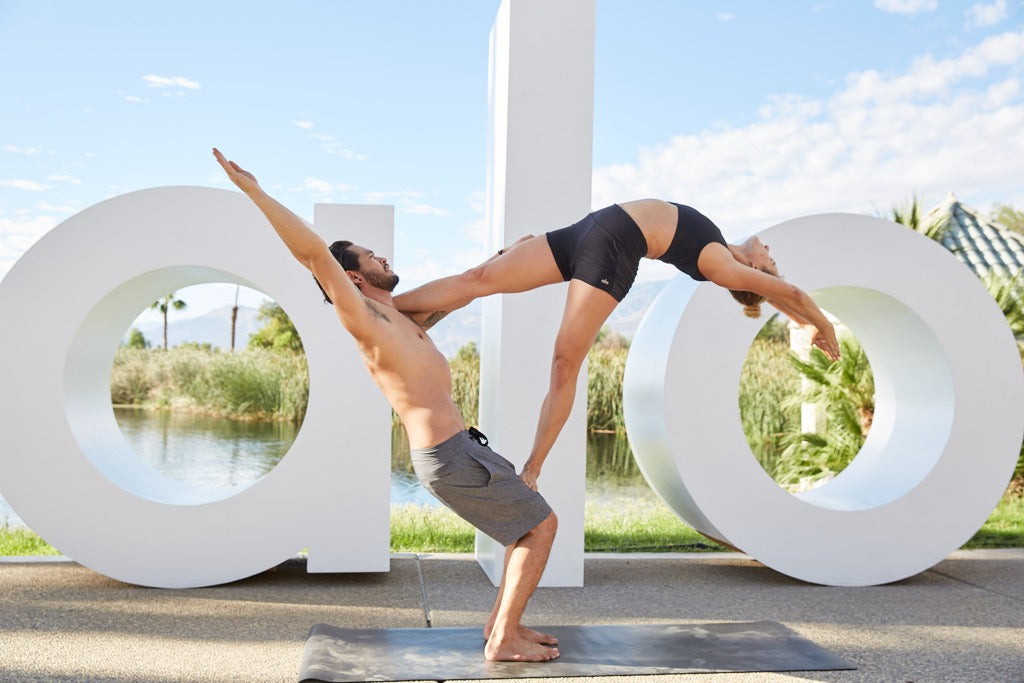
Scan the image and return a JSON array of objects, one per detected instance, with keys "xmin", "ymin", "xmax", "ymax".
[{"xmin": 212, "ymin": 148, "xmax": 366, "ymax": 329}]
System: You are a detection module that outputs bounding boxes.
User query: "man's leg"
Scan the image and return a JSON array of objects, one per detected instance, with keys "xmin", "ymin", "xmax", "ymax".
[
  {"xmin": 484, "ymin": 544, "xmax": 558, "ymax": 646},
  {"xmin": 483, "ymin": 512, "xmax": 559, "ymax": 662}
]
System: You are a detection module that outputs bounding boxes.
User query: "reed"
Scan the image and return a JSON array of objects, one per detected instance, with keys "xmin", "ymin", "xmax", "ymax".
[
  {"xmin": 587, "ymin": 346, "xmax": 627, "ymax": 433},
  {"xmin": 110, "ymin": 347, "xmax": 308, "ymax": 422},
  {"xmin": 449, "ymin": 342, "xmax": 481, "ymax": 426},
  {"xmin": 737, "ymin": 337, "xmax": 803, "ymax": 478}
]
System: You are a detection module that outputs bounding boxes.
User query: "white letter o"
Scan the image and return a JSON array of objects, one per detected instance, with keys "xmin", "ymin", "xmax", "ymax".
[{"xmin": 624, "ymin": 213, "xmax": 1024, "ymax": 586}]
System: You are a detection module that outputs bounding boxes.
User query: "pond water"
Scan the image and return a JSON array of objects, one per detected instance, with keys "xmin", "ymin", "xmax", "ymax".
[{"xmin": 0, "ymin": 409, "xmax": 647, "ymax": 528}]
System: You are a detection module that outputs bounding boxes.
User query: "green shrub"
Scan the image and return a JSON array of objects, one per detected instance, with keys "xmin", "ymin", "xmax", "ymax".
[{"xmin": 110, "ymin": 348, "xmax": 156, "ymax": 404}]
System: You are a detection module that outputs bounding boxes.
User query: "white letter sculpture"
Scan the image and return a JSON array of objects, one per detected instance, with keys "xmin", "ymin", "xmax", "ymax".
[
  {"xmin": 477, "ymin": 0, "xmax": 595, "ymax": 587},
  {"xmin": 624, "ymin": 213, "xmax": 1024, "ymax": 586},
  {"xmin": 0, "ymin": 187, "xmax": 393, "ymax": 588}
]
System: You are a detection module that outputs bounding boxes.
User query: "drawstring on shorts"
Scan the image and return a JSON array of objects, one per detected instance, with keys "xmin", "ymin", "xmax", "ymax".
[{"xmin": 467, "ymin": 426, "xmax": 488, "ymax": 447}]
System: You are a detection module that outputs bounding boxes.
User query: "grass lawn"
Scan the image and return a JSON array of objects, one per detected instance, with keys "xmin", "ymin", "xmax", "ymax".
[{"xmin": 4, "ymin": 486, "xmax": 1021, "ymax": 557}]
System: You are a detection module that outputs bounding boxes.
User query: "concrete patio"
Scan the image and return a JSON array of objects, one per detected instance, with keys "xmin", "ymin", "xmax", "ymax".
[{"xmin": 1, "ymin": 549, "xmax": 1022, "ymax": 682}]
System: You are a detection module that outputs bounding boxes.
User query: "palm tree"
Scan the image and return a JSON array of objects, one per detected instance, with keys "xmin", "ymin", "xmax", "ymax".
[
  {"xmin": 151, "ymin": 292, "xmax": 187, "ymax": 350},
  {"xmin": 230, "ymin": 285, "xmax": 240, "ymax": 352},
  {"xmin": 889, "ymin": 195, "xmax": 949, "ymax": 242},
  {"xmin": 776, "ymin": 337, "xmax": 875, "ymax": 487},
  {"xmin": 983, "ymin": 270, "xmax": 1024, "ymax": 346},
  {"xmin": 985, "ymin": 270, "xmax": 1024, "ymax": 483}
]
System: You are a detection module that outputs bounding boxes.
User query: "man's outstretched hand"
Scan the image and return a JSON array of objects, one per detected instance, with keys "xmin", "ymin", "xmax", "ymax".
[{"xmin": 212, "ymin": 148, "xmax": 260, "ymax": 195}]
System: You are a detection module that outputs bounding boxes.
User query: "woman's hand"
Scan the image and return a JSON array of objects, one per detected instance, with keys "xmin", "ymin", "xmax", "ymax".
[{"xmin": 812, "ymin": 323, "xmax": 841, "ymax": 361}]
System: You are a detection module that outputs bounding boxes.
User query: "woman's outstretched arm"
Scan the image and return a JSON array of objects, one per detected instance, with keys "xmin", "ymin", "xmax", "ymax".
[{"xmin": 700, "ymin": 244, "xmax": 840, "ymax": 360}]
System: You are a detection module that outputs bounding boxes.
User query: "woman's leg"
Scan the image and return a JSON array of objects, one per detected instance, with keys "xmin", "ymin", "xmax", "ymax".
[
  {"xmin": 392, "ymin": 234, "xmax": 562, "ymax": 317},
  {"xmin": 521, "ymin": 279, "xmax": 619, "ymax": 485}
]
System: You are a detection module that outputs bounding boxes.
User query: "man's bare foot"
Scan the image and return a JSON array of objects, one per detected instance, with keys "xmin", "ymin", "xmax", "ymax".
[
  {"xmin": 484, "ymin": 634, "xmax": 560, "ymax": 662},
  {"xmin": 483, "ymin": 624, "xmax": 558, "ymax": 646}
]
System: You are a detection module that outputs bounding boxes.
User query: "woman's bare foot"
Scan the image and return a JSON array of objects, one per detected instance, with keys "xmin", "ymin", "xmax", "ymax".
[
  {"xmin": 484, "ymin": 624, "xmax": 559, "ymax": 646},
  {"xmin": 484, "ymin": 634, "xmax": 560, "ymax": 662}
]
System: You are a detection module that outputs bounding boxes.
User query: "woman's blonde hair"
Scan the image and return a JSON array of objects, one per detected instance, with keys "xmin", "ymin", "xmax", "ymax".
[{"xmin": 730, "ymin": 289, "xmax": 766, "ymax": 319}]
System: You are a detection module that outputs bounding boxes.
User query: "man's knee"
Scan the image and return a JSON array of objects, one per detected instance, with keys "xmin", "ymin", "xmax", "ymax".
[{"xmin": 534, "ymin": 511, "xmax": 557, "ymax": 540}]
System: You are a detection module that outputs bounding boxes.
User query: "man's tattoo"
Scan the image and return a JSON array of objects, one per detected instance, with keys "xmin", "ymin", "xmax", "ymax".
[
  {"xmin": 364, "ymin": 299, "xmax": 391, "ymax": 322},
  {"xmin": 418, "ymin": 310, "xmax": 449, "ymax": 330}
]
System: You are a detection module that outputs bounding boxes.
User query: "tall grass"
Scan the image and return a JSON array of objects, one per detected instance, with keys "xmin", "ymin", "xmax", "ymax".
[
  {"xmin": 449, "ymin": 342, "xmax": 480, "ymax": 426},
  {"xmin": 110, "ymin": 347, "xmax": 308, "ymax": 422},
  {"xmin": 738, "ymin": 336, "xmax": 802, "ymax": 478},
  {"xmin": 110, "ymin": 330, "xmax": 1021, "ymax": 487},
  {"xmin": 588, "ymin": 347, "xmax": 627, "ymax": 433}
]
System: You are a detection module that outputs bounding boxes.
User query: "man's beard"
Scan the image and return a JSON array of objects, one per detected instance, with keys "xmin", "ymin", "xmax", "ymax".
[{"xmin": 363, "ymin": 269, "xmax": 400, "ymax": 292}]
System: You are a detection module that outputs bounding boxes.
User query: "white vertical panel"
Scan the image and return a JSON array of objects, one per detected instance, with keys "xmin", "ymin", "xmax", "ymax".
[{"xmin": 479, "ymin": 0, "xmax": 595, "ymax": 587}]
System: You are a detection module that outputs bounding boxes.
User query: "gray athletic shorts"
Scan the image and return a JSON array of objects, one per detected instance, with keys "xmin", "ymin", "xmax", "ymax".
[{"xmin": 410, "ymin": 428, "xmax": 552, "ymax": 546}]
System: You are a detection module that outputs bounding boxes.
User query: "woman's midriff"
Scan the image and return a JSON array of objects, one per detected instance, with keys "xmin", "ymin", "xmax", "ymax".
[{"xmin": 616, "ymin": 199, "xmax": 678, "ymax": 259}]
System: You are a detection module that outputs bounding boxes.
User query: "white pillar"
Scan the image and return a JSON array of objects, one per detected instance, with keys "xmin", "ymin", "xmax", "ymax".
[
  {"xmin": 308, "ymin": 203, "xmax": 395, "ymax": 573},
  {"xmin": 789, "ymin": 320, "xmax": 827, "ymax": 435},
  {"xmin": 477, "ymin": 0, "xmax": 595, "ymax": 587}
]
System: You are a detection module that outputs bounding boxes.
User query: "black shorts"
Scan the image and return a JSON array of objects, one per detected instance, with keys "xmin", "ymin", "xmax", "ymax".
[{"xmin": 544, "ymin": 204, "xmax": 648, "ymax": 302}]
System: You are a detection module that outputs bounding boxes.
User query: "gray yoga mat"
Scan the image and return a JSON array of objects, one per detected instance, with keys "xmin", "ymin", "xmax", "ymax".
[{"xmin": 299, "ymin": 621, "xmax": 855, "ymax": 681}]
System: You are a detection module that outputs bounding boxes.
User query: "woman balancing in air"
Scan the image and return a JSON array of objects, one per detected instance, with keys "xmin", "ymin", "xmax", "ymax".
[{"xmin": 394, "ymin": 200, "xmax": 841, "ymax": 492}]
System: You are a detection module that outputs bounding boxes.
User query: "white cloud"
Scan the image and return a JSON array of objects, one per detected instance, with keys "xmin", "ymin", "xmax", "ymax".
[
  {"xmin": 360, "ymin": 190, "xmax": 450, "ymax": 217},
  {"xmin": 873, "ymin": 0, "xmax": 937, "ymax": 15},
  {"xmin": 403, "ymin": 203, "xmax": 449, "ymax": 217},
  {"xmin": 397, "ymin": 241, "xmax": 487, "ymax": 285},
  {"xmin": 967, "ymin": 0, "xmax": 1008, "ymax": 28},
  {"xmin": 123, "ymin": 94, "xmax": 145, "ymax": 104},
  {"xmin": 35, "ymin": 202, "xmax": 77, "ymax": 213},
  {"xmin": 0, "ymin": 179, "xmax": 49, "ymax": 191},
  {"xmin": 592, "ymin": 30, "xmax": 1024, "ymax": 240},
  {"xmin": 392, "ymin": 195, "xmax": 487, "ymax": 285},
  {"xmin": 302, "ymin": 177, "xmax": 353, "ymax": 193},
  {"xmin": 717, "ymin": 13, "xmax": 734, "ymax": 22},
  {"xmin": 311, "ymin": 133, "xmax": 369, "ymax": 161},
  {"xmin": 142, "ymin": 74, "xmax": 201, "ymax": 90},
  {"xmin": 363, "ymin": 191, "xmax": 391, "ymax": 203},
  {"xmin": 835, "ymin": 32, "xmax": 1024, "ymax": 106},
  {"xmin": 2, "ymin": 145, "xmax": 40, "ymax": 155},
  {"xmin": 293, "ymin": 123, "xmax": 368, "ymax": 160},
  {"xmin": 48, "ymin": 174, "xmax": 81, "ymax": 185},
  {"xmin": 0, "ymin": 214, "xmax": 58, "ymax": 278}
]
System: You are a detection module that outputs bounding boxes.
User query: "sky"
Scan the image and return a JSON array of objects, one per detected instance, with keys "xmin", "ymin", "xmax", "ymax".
[{"xmin": 2, "ymin": 0, "xmax": 1023, "ymax": 324}]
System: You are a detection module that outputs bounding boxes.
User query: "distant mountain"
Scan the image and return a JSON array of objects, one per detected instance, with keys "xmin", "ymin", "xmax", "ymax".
[
  {"xmin": 427, "ymin": 299, "xmax": 484, "ymax": 358},
  {"xmin": 132, "ymin": 305, "xmax": 263, "ymax": 350},
  {"xmin": 606, "ymin": 280, "xmax": 669, "ymax": 339},
  {"xmin": 138, "ymin": 280, "xmax": 671, "ymax": 356}
]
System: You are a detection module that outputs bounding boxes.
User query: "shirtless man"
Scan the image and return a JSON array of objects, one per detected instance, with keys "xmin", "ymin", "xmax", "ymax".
[{"xmin": 213, "ymin": 149, "xmax": 559, "ymax": 662}]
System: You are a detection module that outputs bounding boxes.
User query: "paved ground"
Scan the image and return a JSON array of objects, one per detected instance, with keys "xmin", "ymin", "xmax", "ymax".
[{"xmin": 1, "ymin": 549, "xmax": 1022, "ymax": 682}]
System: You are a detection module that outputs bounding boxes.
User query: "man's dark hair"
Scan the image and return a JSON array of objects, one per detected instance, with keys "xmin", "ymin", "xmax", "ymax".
[{"xmin": 314, "ymin": 240, "xmax": 358, "ymax": 304}]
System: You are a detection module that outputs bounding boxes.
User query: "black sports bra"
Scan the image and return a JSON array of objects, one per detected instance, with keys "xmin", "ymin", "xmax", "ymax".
[{"xmin": 656, "ymin": 203, "xmax": 727, "ymax": 281}]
